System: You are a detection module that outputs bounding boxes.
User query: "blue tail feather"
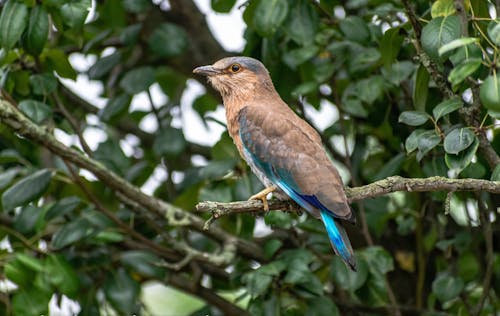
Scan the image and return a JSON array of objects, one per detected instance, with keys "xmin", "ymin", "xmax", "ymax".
[{"xmin": 320, "ymin": 209, "xmax": 357, "ymax": 271}]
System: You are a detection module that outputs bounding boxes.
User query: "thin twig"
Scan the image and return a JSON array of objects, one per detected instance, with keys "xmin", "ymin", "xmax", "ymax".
[{"xmin": 474, "ymin": 194, "xmax": 494, "ymax": 315}]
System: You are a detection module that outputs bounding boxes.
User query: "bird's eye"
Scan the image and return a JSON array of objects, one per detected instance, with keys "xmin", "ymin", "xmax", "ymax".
[{"xmin": 230, "ymin": 64, "xmax": 241, "ymax": 73}]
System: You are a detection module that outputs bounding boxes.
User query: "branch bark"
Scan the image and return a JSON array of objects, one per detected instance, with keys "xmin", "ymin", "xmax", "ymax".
[{"xmin": 197, "ymin": 176, "xmax": 500, "ymax": 214}]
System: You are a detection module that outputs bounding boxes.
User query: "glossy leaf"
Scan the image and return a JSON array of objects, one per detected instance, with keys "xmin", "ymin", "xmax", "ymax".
[
  {"xmin": 431, "ymin": 0, "xmax": 456, "ymax": 17},
  {"xmin": 443, "ymin": 128, "xmax": 476, "ymax": 154},
  {"xmin": 398, "ymin": 111, "xmax": 429, "ymax": 126},
  {"xmin": 0, "ymin": 0, "xmax": 29, "ymax": 49},
  {"xmin": 19, "ymin": 99, "xmax": 52, "ymax": 123},
  {"xmin": 487, "ymin": 20, "xmax": 500, "ymax": 46},
  {"xmin": 24, "ymin": 5, "xmax": 49, "ymax": 55},
  {"xmin": 121, "ymin": 251, "xmax": 165, "ymax": 278},
  {"xmin": 60, "ymin": 0, "xmax": 91, "ymax": 29},
  {"xmin": 88, "ymin": 52, "xmax": 122, "ymax": 79},
  {"xmin": 421, "ymin": 16, "xmax": 461, "ymax": 60},
  {"xmin": 339, "ymin": 16, "xmax": 370, "ymax": 43},
  {"xmin": 447, "ymin": 58, "xmax": 481, "ymax": 86},
  {"xmin": 12, "ymin": 287, "xmax": 51, "ymax": 316},
  {"xmin": 438, "ymin": 37, "xmax": 478, "ymax": 56},
  {"xmin": 153, "ymin": 127, "xmax": 186, "ymax": 157},
  {"xmin": 45, "ymin": 254, "xmax": 80, "ymax": 297},
  {"xmin": 284, "ymin": 0, "xmax": 319, "ymax": 46},
  {"xmin": 119, "ymin": 66, "xmax": 155, "ymax": 95},
  {"xmin": 413, "ymin": 65, "xmax": 430, "ymax": 111},
  {"xmin": 2, "ymin": 169, "xmax": 52, "ymax": 211},
  {"xmin": 211, "ymin": 0, "xmax": 237, "ymax": 13},
  {"xmin": 45, "ymin": 196, "xmax": 81, "ymax": 221},
  {"xmin": 252, "ymin": 0, "xmax": 289, "ymax": 37},
  {"xmin": 417, "ymin": 130, "xmax": 441, "ymax": 159},
  {"xmin": 29, "ymin": 73, "xmax": 57, "ymax": 95},
  {"xmin": 104, "ymin": 269, "xmax": 140, "ymax": 315},
  {"xmin": 52, "ymin": 218, "xmax": 92, "ymax": 249},
  {"xmin": 432, "ymin": 98, "xmax": 463, "ymax": 121},
  {"xmin": 148, "ymin": 23, "xmax": 188, "ymax": 57},
  {"xmin": 432, "ymin": 273, "xmax": 464, "ymax": 302},
  {"xmin": 445, "ymin": 138, "xmax": 479, "ymax": 174},
  {"xmin": 480, "ymin": 74, "xmax": 500, "ymax": 111}
]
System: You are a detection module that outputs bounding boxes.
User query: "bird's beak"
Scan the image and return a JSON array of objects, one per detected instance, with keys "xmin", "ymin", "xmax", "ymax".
[{"xmin": 193, "ymin": 65, "xmax": 221, "ymax": 76}]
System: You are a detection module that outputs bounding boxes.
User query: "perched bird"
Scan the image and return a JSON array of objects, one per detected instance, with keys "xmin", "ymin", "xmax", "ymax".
[{"xmin": 193, "ymin": 56, "xmax": 356, "ymax": 271}]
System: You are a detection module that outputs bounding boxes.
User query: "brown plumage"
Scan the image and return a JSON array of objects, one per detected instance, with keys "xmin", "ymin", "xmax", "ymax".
[{"xmin": 194, "ymin": 56, "xmax": 357, "ymax": 270}]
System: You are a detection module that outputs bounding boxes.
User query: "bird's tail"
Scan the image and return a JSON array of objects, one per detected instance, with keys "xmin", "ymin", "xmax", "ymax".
[{"xmin": 319, "ymin": 209, "xmax": 357, "ymax": 271}]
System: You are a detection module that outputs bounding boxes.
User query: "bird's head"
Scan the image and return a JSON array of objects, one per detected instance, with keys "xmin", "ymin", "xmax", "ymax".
[{"xmin": 193, "ymin": 56, "xmax": 274, "ymax": 100}]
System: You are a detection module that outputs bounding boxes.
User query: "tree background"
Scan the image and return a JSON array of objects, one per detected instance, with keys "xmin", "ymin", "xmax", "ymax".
[{"xmin": 0, "ymin": 0, "xmax": 499, "ymax": 315}]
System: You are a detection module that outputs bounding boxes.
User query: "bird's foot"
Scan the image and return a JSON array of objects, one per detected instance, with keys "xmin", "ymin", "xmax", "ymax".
[{"xmin": 249, "ymin": 186, "xmax": 276, "ymax": 212}]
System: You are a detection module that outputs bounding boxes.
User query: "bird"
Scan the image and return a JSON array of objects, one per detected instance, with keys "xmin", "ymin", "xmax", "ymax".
[{"xmin": 193, "ymin": 56, "xmax": 357, "ymax": 271}]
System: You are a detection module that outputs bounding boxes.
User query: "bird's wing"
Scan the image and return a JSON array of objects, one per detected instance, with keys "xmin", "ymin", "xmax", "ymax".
[{"xmin": 238, "ymin": 106, "xmax": 354, "ymax": 222}]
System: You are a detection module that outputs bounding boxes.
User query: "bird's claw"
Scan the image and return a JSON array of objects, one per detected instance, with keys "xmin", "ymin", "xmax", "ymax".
[{"xmin": 249, "ymin": 186, "xmax": 276, "ymax": 212}]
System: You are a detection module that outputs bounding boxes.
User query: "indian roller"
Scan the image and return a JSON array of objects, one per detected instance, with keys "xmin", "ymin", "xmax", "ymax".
[{"xmin": 193, "ymin": 56, "xmax": 356, "ymax": 271}]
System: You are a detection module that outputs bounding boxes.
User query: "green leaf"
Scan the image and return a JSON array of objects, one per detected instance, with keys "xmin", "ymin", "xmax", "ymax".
[
  {"xmin": 12, "ymin": 287, "xmax": 51, "ymax": 316},
  {"xmin": 421, "ymin": 16, "xmax": 461, "ymax": 61},
  {"xmin": 119, "ymin": 66, "xmax": 155, "ymax": 95},
  {"xmin": 480, "ymin": 74, "xmax": 500, "ymax": 112},
  {"xmin": 417, "ymin": 130, "xmax": 441, "ymax": 159},
  {"xmin": 445, "ymin": 138, "xmax": 479, "ymax": 174},
  {"xmin": 361, "ymin": 246, "xmax": 394, "ymax": 275},
  {"xmin": 379, "ymin": 27, "xmax": 404, "ymax": 68},
  {"xmin": 398, "ymin": 111, "xmax": 429, "ymax": 126},
  {"xmin": 45, "ymin": 196, "xmax": 81, "ymax": 221},
  {"xmin": 44, "ymin": 49, "xmax": 77, "ymax": 79},
  {"xmin": 5, "ymin": 258, "xmax": 35, "ymax": 287},
  {"xmin": 29, "ymin": 73, "xmax": 57, "ymax": 95},
  {"xmin": 438, "ymin": 37, "xmax": 479, "ymax": 56},
  {"xmin": 52, "ymin": 218, "xmax": 92, "ymax": 249},
  {"xmin": 23, "ymin": 5, "xmax": 49, "ymax": 55},
  {"xmin": 432, "ymin": 273, "xmax": 464, "ymax": 302},
  {"xmin": 491, "ymin": 164, "xmax": 500, "ymax": 181},
  {"xmin": 19, "ymin": 99, "xmax": 52, "ymax": 123},
  {"xmin": 282, "ymin": 46, "xmax": 319, "ymax": 68},
  {"xmin": 193, "ymin": 94, "xmax": 219, "ymax": 119},
  {"xmin": 156, "ymin": 66, "xmax": 186, "ymax": 101},
  {"xmin": 60, "ymin": 0, "xmax": 91, "ymax": 29},
  {"xmin": 405, "ymin": 129, "xmax": 425, "ymax": 153},
  {"xmin": 211, "ymin": 0, "xmax": 236, "ymax": 13},
  {"xmin": 381, "ymin": 61, "xmax": 414, "ymax": 86},
  {"xmin": 16, "ymin": 253, "xmax": 44, "ymax": 272},
  {"xmin": 305, "ymin": 297, "xmax": 340, "ymax": 316},
  {"xmin": 444, "ymin": 128, "xmax": 476, "ymax": 154},
  {"xmin": 357, "ymin": 76, "xmax": 385, "ymax": 104},
  {"xmin": 284, "ymin": 0, "xmax": 319, "ymax": 46},
  {"xmin": 123, "ymin": 0, "xmax": 150, "ymax": 13},
  {"xmin": 99, "ymin": 94, "xmax": 130, "ymax": 122},
  {"xmin": 331, "ymin": 256, "xmax": 368, "ymax": 291},
  {"xmin": 45, "ymin": 254, "xmax": 80, "ymax": 297},
  {"xmin": 153, "ymin": 127, "xmax": 186, "ymax": 157},
  {"xmin": 0, "ymin": 168, "xmax": 20, "ymax": 190},
  {"xmin": 448, "ymin": 58, "xmax": 481, "ymax": 86},
  {"xmin": 121, "ymin": 251, "xmax": 165, "ymax": 278},
  {"xmin": 148, "ymin": 23, "xmax": 188, "ymax": 57},
  {"xmin": 252, "ymin": 0, "xmax": 289, "ymax": 37},
  {"xmin": 104, "ymin": 269, "xmax": 140, "ymax": 315},
  {"xmin": 431, "ymin": 0, "xmax": 456, "ymax": 17},
  {"xmin": 432, "ymin": 98, "xmax": 463, "ymax": 121},
  {"xmin": 14, "ymin": 205, "xmax": 42, "ymax": 234},
  {"xmin": 487, "ymin": 20, "xmax": 500, "ymax": 47},
  {"xmin": 373, "ymin": 153, "xmax": 405, "ymax": 181},
  {"xmin": 0, "ymin": 0, "xmax": 29, "ymax": 49},
  {"xmin": 88, "ymin": 52, "xmax": 121, "ymax": 79},
  {"xmin": 413, "ymin": 65, "xmax": 430, "ymax": 111},
  {"xmin": 2, "ymin": 169, "xmax": 52, "ymax": 211},
  {"xmin": 339, "ymin": 16, "xmax": 370, "ymax": 44}
]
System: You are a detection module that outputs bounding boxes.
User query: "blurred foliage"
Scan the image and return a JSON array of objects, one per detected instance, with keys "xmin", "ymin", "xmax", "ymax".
[{"xmin": 0, "ymin": 0, "xmax": 498, "ymax": 315}]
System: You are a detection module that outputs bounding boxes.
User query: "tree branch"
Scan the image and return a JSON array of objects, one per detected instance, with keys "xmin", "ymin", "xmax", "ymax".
[
  {"xmin": 0, "ymin": 97, "xmax": 264, "ymax": 262},
  {"xmin": 196, "ymin": 176, "xmax": 500, "ymax": 214}
]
